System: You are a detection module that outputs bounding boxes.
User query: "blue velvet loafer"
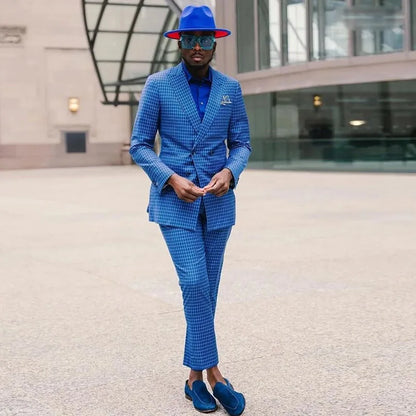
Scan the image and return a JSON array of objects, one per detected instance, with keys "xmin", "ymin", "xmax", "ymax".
[
  {"xmin": 185, "ymin": 380, "xmax": 218, "ymax": 413},
  {"xmin": 213, "ymin": 379, "xmax": 245, "ymax": 416}
]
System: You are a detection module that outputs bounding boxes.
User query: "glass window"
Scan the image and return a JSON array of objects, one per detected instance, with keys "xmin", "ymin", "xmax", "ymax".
[
  {"xmin": 351, "ymin": 0, "xmax": 404, "ymax": 56},
  {"xmin": 96, "ymin": 62, "xmax": 121, "ymax": 84},
  {"xmin": 244, "ymin": 80, "xmax": 416, "ymax": 171},
  {"xmin": 126, "ymin": 34, "xmax": 159, "ymax": 61},
  {"xmin": 282, "ymin": 0, "xmax": 307, "ymax": 64},
  {"xmin": 65, "ymin": 132, "xmax": 87, "ymax": 153},
  {"xmin": 142, "ymin": 0, "xmax": 168, "ymax": 5},
  {"xmin": 236, "ymin": 0, "xmax": 256, "ymax": 72},
  {"xmin": 122, "ymin": 63, "xmax": 152, "ymax": 82},
  {"xmin": 85, "ymin": 4, "xmax": 102, "ymax": 31},
  {"xmin": 109, "ymin": 0, "xmax": 142, "ymax": 4},
  {"xmin": 411, "ymin": 0, "xmax": 416, "ymax": 50},
  {"xmin": 133, "ymin": 7, "xmax": 169, "ymax": 32},
  {"xmin": 244, "ymin": 93, "xmax": 274, "ymax": 161},
  {"xmin": 94, "ymin": 33, "xmax": 128, "ymax": 60},
  {"xmin": 258, "ymin": 0, "xmax": 281, "ymax": 69},
  {"xmin": 100, "ymin": 5, "xmax": 136, "ymax": 31},
  {"xmin": 311, "ymin": 0, "xmax": 348, "ymax": 60}
]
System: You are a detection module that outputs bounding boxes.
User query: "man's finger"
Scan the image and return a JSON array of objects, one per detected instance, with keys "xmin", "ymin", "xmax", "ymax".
[
  {"xmin": 181, "ymin": 194, "xmax": 198, "ymax": 202},
  {"xmin": 188, "ymin": 187, "xmax": 205, "ymax": 197},
  {"xmin": 204, "ymin": 180, "xmax": 217, "ymax": 191}
]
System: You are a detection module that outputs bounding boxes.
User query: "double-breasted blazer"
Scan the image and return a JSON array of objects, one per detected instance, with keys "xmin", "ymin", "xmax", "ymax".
[{"xmin": 130, "ymin": 63, "xmax": 251, "ymax": 231}]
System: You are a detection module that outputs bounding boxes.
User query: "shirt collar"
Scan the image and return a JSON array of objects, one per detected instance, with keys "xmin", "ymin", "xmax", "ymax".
[{"xmin": 182, "ymin": 61, "xmax": 212, "ymax": 84}]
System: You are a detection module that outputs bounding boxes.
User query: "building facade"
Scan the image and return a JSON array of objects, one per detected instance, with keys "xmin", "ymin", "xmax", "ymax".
[
  {"xmin": 0, "ymin": 0, "xmax": 130, "ymax": 169},
  {"xmin": 216, "ymin": 0, "xmax": 416, "ymax": 172},
  {"xmin": 2, "ymin": 0, "xmax": 415, "ymax": 172}
]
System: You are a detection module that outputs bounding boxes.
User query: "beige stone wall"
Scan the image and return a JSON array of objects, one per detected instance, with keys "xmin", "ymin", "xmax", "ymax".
[{"xmin": 0, "ymin": 0, "xmax": 131, "ymax": 169}]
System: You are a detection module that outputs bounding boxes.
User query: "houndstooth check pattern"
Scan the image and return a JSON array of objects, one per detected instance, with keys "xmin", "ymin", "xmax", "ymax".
[
  {"xmin": 160, "ymin": 204, "xmax": 232, "ymax": 370},
  {"xmin": 130, "ymin": 62, "xmax": 250, "ymax": 370},
  {"xmin": 130, "ymin": 63, "xmax": 251, "ymax": 232}
]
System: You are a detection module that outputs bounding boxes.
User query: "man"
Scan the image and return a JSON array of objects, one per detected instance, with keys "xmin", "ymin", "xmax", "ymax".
[{"xmin": 130, "ymin": 5, "xmax": 250, "ymax": 415}]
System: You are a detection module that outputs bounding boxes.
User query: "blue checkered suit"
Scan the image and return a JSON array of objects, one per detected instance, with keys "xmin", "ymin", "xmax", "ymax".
[
  {"xmin": 130, "ymin": 63, "xmax": 250, "ymax": 370},
  {"xmin": 130, "ymin": 63, "xmax": 251, "ymax": 231}
]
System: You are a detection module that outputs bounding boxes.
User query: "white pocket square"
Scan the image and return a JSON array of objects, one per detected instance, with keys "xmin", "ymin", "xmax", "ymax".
[{"xmin": 220, "ymin": 95, "xmax": 232, "ymax": 105}]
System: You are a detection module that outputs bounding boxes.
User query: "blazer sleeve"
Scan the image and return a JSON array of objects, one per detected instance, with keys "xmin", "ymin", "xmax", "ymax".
[
  {"xmin": 225, "ymin": 82, "xmax": 251, "ymax": 188},
  {"xmin": 129, "ymin": 76, "xmax": 174, "ymax": 194}
]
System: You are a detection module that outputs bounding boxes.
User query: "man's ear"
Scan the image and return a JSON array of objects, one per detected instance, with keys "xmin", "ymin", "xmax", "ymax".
[{"xmin": 178, "ymin": 40, "xmax": 182, "ymax": 50}]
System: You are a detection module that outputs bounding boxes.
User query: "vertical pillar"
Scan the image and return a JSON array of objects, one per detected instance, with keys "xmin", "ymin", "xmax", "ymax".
[{"xmin": 215, "ymin": 0, "xmax": 238, "ymax": 76}]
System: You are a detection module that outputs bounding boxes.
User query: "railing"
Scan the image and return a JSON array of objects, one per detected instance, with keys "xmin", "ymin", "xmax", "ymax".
[{"xmin": 248, "ymin": 137, "xmax": 416, "ymax": 172}]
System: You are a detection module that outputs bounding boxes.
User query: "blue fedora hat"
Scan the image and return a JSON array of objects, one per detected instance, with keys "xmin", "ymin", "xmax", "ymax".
[{"xmin": 164, "ymin": 5, "xmax": 231, "ymax": 39}]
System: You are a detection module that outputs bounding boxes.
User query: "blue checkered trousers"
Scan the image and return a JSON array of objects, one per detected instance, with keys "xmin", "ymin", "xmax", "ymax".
[{"xmin": 130, "ymin": 63, "xmax": 251, "ymax": 370}]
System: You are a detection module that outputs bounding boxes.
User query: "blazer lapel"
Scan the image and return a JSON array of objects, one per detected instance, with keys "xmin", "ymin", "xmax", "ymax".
[
  {"xmin": 168, "ymin": 64, "xmax": 201, "ymax": 134},
  {"xmin": 193, "ymin": 69, "xmax": 225, "ymax": 150}
]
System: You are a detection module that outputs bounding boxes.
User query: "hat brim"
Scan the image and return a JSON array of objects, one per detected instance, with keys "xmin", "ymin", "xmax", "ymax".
[{"xmin": 164, "ymin": 28, "xmax": 231, "ymax": 39}]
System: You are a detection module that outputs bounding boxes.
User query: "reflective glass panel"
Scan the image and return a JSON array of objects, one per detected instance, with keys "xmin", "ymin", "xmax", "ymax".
[
  {"xmin": 94, "ymin": 33, "xmax": 128, "ymax": 60},
  {"xmin": 236, "ymin": 0, "xmax": 256, "ymax": 72},
  {"xmin": 120, "ymin": 85, "xmax": 143, "ymax": 92},
  {"xmin": 244, "ymin": 80, "xmax": 416, "ymax": 172},
  {"xmin": 258, "ymin": 0, "xmax": 281, "ymax": 69},
  {"xmin": 411, "ymin": 0, "xmax": 416, "ymax": 50},
  {"xmin": 244, "ymin": 93, "xmax": 274, "ymax": 161},
  {"xmin": 100, "ymin": 5, "xmax": 136, "ymax": 31},
  {"xmin": 122, "ymin": 63, "xmax": 152, "ymax": 81},
  {"xmin": 133, "ymin": 7, "xmax": 169, "ymax": 32},
  {"xmin": 85, "ymin": 4, "xmax": 102, "ymax": 31},
  {"xmin": 97, "ymin": 62, "xmax": 121, "ymax": 84},
  {"xmin": 311, "ymin": 0, "xmax": 348, "ymax": 60},
  {"xmin": 126, "ymin": 34, "xmax": 160, "ymax": 60},
  {"xmin": 153, "ymin": 36, "xmax": 179, "ymax": 60},
  {"xmin": 351, "ymin": 0, "xmax": 404, "ymax": 55},
  {"xmin": 284, "ymin": 0, "xmax": 307, "ymax": 64},
  {"xmin": 109, "ymin": 0, "xmax": 140, "ymax": 4}
]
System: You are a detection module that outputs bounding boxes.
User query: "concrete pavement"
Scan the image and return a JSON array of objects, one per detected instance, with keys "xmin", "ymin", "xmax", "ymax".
[{"xmin": 1, "ymin": 166, "xmax": 415, "ymax": 415}]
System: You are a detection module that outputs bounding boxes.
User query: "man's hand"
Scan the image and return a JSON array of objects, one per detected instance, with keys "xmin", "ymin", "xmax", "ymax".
[
  {"xmin": 168, "ymin": 173, "xmax": 205, "ymax": 203},
  {"xmin": 203, "ymin": 168, "xmax": 233, "ymax": 197}
]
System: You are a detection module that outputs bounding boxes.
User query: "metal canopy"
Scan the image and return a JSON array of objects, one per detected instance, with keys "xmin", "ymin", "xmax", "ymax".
[
  {"xmin": 82, "ymin": 0, "xmax": 215, "ymax": 105},
  {"xmin": 82, "ymin": 0, "xmax": 184, "ymax": 105}
]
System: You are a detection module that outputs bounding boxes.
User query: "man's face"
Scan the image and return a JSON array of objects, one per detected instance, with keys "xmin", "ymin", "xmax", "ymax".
[{"xmin": 179, "ymin": 31, "xmax": 216, "ymax": 69}]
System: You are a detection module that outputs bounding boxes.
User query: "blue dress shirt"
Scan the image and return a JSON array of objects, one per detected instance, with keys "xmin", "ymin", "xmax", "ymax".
[{"xmin": 182, "ymin": 62, "xmax": 212, "ymax": 120}]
